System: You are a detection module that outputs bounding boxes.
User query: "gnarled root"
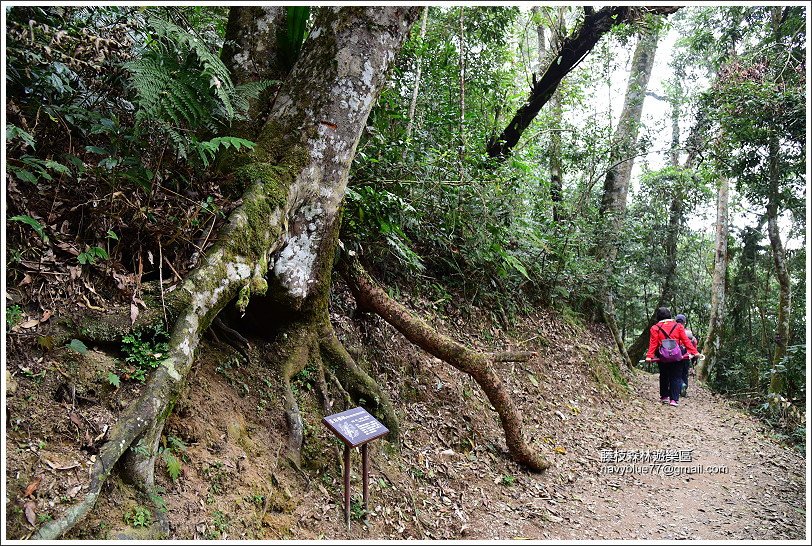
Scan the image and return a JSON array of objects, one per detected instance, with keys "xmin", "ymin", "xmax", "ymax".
[
  {"xmin": 318, "ymin": 327, "xmax": 400, "ymax": 441},
  {"xmin": 338, "ymin": 255, "xmax": 549, "ymax": 472}
]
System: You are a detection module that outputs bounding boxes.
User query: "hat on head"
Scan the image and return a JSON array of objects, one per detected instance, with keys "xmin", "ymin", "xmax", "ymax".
[{"xmin": 675, "ymin": 314, "xmax": 686, "ymax": 324}]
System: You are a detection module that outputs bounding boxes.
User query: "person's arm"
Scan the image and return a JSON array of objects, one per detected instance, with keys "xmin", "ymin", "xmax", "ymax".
[
  {"xmin": 646, "ymin": 326, "xmax": 659, "ymax": 360},
  {"xmin": 677, "ymin": 325, "xmax": 699, "ymax": 355}
]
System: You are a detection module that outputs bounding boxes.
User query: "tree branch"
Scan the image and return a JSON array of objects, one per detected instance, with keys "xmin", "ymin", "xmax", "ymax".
[{"xmin": 486, "ymin": 5, "xmax": 680, "ymax": 160}]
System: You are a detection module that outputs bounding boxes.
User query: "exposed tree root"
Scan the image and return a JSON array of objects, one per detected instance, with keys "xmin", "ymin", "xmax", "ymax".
[
  {"xmin": 338, "ymin": 255, "xmax": 549, "ymax": 472},
  {"xmin": 276, "ymin": 327, "xmax": 312, "ymax": 467},
  {"xmin": 212, "ymin": 316, "xmax": 252, "ymax": 365},
  {"xmin": 318, "ymin": 327, "xmax": 400, "ymax": 441}
]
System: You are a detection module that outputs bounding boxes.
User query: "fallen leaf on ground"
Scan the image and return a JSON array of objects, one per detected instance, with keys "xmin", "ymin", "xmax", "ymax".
[
  {"xmin": 20, "ymin": 319, "xmax": 40, "ymax": 329},
  {"xmin": 43, "ymin": 459, "xmax": 81, "ymax": 471},
  {"xmin": 69, "ymin": 412, "xmax": 84, "ymax": 429},
  {"xmin": 24, "ymin": 476, "xmax": 42, "ymax": 497},
  {"xmin": 24, "ymin": 501, "xmax": 37, "ymax": 525}
]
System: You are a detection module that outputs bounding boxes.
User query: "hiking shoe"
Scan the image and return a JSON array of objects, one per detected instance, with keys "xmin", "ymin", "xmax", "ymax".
[
  {"xmin": 661, "ymin": 397, "xmax": 669, "ymax": 404},
  {"xmin": 669, "ymin": 400, "xmax": 678, "ymax": 407}
]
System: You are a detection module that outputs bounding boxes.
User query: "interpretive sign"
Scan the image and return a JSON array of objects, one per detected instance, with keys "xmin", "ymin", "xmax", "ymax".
[
  {"xmin": 322, "ymin": 407, "xmax": 389, "ymax": 528},
  {"xmin": 322, "ymin": 406, "xmax": 389, "ymax": 448}
]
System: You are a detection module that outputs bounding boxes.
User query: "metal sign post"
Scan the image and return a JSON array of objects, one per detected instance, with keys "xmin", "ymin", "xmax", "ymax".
[{"xmin": 322, "ymin": 407, "xmax": 389, "ymax": 529}]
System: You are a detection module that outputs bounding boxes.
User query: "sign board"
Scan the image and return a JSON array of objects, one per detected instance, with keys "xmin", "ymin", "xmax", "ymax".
[{"xmin": 322, "ymin": 407, "xmax": 389, "ymax": 448}]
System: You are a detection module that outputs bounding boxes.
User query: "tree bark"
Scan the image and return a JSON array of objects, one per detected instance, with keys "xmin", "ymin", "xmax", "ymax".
[
  {"xmin": 486, "ymin": 6, "xmax": 678, "ymax": 160},
  {"xmin": 220, "ymin": 6, "xmax": 290, "ymax": 139},
  {"xmin": 697, "ymin": 176, "xmax": 730, "ymax": 382},
  {"xmin": 338, "ymin": 255, "xmax": 549, "ymax": 472},
  {"xmin": 596, "ymin": 28, "xmax": 660, "ymax": 369},
  {"xmin": 33, "ymin": 7, "xmax": 420, "ymax": 539},
  {"xmin": 766, "ymin": 135, "xmax": 791, "ymax": 399}
]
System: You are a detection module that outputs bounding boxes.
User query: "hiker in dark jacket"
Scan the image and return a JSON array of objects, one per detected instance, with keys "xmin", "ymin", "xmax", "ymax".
[
  {"xmin": 675, "ymin": 314, "xmax": 698, "ymax": 396},
  {"xmin": 646, "ymin": 307, "xmax": 701, "ymax": 407}
]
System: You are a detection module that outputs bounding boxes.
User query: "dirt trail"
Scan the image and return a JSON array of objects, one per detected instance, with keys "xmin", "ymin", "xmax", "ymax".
[{"xmin": 514, "ymin": 371, "xmax": 806, "ymax": 540}]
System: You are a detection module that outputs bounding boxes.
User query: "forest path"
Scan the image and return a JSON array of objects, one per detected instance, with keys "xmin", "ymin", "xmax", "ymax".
[{"xmin": 522, "ymin": 371, "xmax": 806, "ymax": 540}]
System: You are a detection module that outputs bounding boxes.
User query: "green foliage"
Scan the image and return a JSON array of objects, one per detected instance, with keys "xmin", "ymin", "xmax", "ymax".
[
  {"xmin": 8, "ymin": 155, "xmax": 71, "ymax": 185},
  {"xmin": 6, "ymin": 305, "xmax": 23, "ymax": 331},
  {"xmin": 124, "ymin": 506, "xmax": 152, "ymax": 528},
  {"xmin": 121, "ymin": 325, "xmax": 170, "ymax": 382},
  {"xmin": 207, "ymin": 510, "xmax": 229, "ymax": 538},
  {"xmin": 125, "ymin": 16, "xmax": 265, "ymax": 164},
  {"xmin": 282, "ymin": 7, "xmax": 311, "ymax": 69},
  {"xmin": 161, "ymin": 450, "xmax": 182, "ymax": 481},
  {"xmin": 107, "ymin": 372, "xmax": 121, "ymax": 388},
  {"xmin": 159, "ymin": 434, "xmax": 187, "ymax": 481},
  {"xmin": 77, "ymin": 246, "xmax": 109, "ymax": 265},
  {"xmin": 149, "ymin": 486, "xmax": 168, "ymax": 513},
  {"xmin": 9, "ymin": 215, "xmax": 49, "ymax": 243},
  {"xmin": 67, "ymin": 339, "xmax": 88, "ymax": 354}
]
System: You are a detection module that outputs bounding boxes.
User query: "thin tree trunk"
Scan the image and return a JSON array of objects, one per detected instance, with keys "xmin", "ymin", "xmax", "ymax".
[
  {"xmin": 697, "ymin": 176, "xmax": 730, "ymax": 382},
  {"xmin": 536, "ymin": 7, "xmax": 566, "ymax": 221},
  {"xmin": 403, "ymin": 5, "xmax": 429, "ymax": 158},
  {"xmin": 597, "ymin": 28, "xmax": 660, "ymax": 369},
  {"xmin": 458, "ymin": 6, "xmax": 466, "ymax": 184},
  {"xmin": 627, "ymin": 73, "xmax": 686, "ymax": 362},
  {"xmin": 766, "ymin": 135, "xmax": 791, "ymax": 399}
]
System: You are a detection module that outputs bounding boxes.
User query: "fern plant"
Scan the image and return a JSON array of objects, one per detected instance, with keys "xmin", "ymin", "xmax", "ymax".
[{"xmin": 126, "ymin": 16, "xmax": 272, "ymax": 163}]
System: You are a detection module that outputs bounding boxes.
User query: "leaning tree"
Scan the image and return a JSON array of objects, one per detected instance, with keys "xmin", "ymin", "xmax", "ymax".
[{"xmin": 35, "ymin": 6, "xmax": 548, "ymax": 539}]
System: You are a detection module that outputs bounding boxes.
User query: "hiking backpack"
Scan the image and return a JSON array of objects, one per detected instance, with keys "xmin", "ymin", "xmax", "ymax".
[{"xmin": 657, "ymin": 323, "xmax": 684, "ymax": 363}]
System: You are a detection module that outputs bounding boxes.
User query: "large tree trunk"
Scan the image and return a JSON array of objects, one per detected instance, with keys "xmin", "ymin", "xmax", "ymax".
[
  {"xmin": 33, "ymin": 7, "xmax": 420, "ymax": 539},
  {"xmin": 486, "ymin": 6, "xmax": 678, "ymax": 160},
  {"xmin": 697, "ymin": 176, "xmax": 730, "ymax": 382},
  {"xmin": 596, "ymin": 28, "xmax": 660, "ymax": 369},
  {"xmin": 766, "ymin": 135, "xmax": 791, "ymax": 399}
]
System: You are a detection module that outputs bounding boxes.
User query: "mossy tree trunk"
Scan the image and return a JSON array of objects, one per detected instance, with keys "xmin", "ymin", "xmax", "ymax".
[{"xmin": 33, "ymin": 7, "xmax": 420, "ymax": 539}]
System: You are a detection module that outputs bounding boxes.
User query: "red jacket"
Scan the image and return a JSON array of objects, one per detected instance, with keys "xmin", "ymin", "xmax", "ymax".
[{"xmin": 646, "ymin": 319, "xmax": 699, "ymax": 360}]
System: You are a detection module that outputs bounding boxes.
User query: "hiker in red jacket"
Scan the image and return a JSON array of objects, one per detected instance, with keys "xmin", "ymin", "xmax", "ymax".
[{"xmin": 646, "ymin": 307, "xmax": 701, "ymax": 407}]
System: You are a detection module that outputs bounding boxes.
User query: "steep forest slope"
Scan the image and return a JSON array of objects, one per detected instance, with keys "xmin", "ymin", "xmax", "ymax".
[{"xmin": 5, "ymin": 282, "xmax": 804, "ymax": 540}]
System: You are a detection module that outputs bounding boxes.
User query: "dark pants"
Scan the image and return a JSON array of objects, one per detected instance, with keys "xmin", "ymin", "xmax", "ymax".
[
  {"xmin": 681, "ymin": 359, "xmax": 690, "ymax": 388},
  {"xmin": 669, "ymin": 363, "xmax": 683, "ymax": 402},
  {"xmin": 659, "ymin": 361, "xmax": 683, "ymax": 401},
  {"xmin": 658, "ymin": 362, "xmax": 669, "ymax": 398}
]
